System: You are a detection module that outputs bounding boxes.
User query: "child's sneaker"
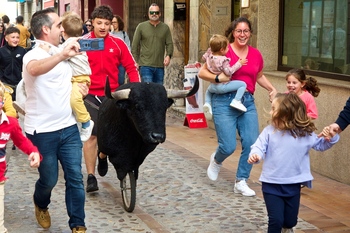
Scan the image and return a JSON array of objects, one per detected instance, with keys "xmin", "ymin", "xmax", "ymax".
[
  {"xmin": 80, "ymin": 120, "xmax": 94, "ymax": 142},
  {"xmin": 230, "ymin": 99, "xmax": 247, "ymax": 112},
  {"xmin": 203, "ymin": 103, "xmax": 213, "ymax": 120}
]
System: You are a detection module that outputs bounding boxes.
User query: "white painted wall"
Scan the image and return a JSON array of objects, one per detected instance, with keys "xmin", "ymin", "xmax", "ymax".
[{"xmin": 0, "ymin": 0, "xmax": 18, "ymax": 25}]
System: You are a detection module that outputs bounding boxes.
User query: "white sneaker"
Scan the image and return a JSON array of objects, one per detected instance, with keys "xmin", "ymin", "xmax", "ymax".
[
  {"xmin": 207, "ymin": 153, "xmax": 222, "ymax": 181},
  {"xmin": 203, "ymin": 103, "xmax": 213, "ymax": 120},
  {"xmin": 80, "ymin": 120, "xmax": 94, "ymax": 142},
  {"xmin": 234, "ymin": 180, "xmax": 256, "ymax": 196},
  {"xmin": 230, "ymin": 99, "xmax": 247, "ymax": 112},
  {"xmin": 281, "ymin": 228, "xmax": 294, "ymax": 233}
]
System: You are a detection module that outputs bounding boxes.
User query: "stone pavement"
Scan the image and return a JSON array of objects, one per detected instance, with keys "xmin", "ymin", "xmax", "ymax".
[{"xmin": 2, "ymin": 113, "xmax": 349, "ymax": 232}]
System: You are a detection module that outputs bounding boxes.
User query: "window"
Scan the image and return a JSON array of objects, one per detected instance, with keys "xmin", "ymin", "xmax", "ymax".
[{"xmin": 280, "ymin": 0, "xmax": 350, "ymax": 80}]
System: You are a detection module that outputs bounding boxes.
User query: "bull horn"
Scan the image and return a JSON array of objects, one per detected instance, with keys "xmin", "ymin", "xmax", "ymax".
[
  {"xmin": 111, "ymin": 89, "xmax": 131, "ymax": 100},
  {"xmin": 166, "ymin": 75, "xmax": 199, "ymax": 98},
  {"xmin": 105, "ymin": 75, "xmax": 131, "ymax": 100}
]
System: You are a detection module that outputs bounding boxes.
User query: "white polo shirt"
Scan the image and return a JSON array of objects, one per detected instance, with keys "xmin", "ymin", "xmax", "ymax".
[{"xmin": 22, "ymin": 41, "xmax": 76, "ymax": 134}]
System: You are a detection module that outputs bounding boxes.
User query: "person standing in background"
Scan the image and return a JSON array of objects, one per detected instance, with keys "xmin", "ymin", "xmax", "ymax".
[
  {"xmin": 111, "ymin": 15, "xmax": 131, "ymax": 85},
  {"xmin": 0, "ymin": 23, "xmax": 6, "ymax": 47},
  {"xmin": 1, "ymin": 16, "xmax": 10, "ymax": 28},
  {"xmin": 15, "ymin": 16, "xmax": 30, "ymax": 49},
  {"xmin": 131, "ymin": 3, "xmax": 173, "ymax": 84},
  {"xmin": 84, "ymin": 19, "xmax": 92, "ymax": 32},
  {"xmin": 0, "ymin": 27, "xmax": 27, "ymax": 101}
]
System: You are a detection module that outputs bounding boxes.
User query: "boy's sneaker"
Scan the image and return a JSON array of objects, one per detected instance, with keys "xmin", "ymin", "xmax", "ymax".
[
  {"xmin": 234, "ymin": 180, "xmax": 256, "ymax": 196},
  {"xmin": 97, "ymin": 151, "xmax": 108, "ymax": 177},
  {"xmin": 230, "ymin": 99, "xmax": 247, "ymax": 112},
  {"xmin": 86, "ymin": 174, "xmax": 99, "ymax": 193},
  {"xmin": 80, "ymin": 120, "xmax": 94, "ymax": 142},
  {"xmin": 207, "ymin": 153, "xmax": 222, "ymax": 181},
  {"xmin": 203, "ymin": 103, "xmax": 213, "ymax": 120}
]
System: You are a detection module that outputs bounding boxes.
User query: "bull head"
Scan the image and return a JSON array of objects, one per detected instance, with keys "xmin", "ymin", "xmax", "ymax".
[{"xmin": 105, "ymin": 76, "xmax": 200, "ymax": 101}]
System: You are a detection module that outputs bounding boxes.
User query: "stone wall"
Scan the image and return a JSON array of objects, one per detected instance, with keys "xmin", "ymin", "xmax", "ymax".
[{"xmin": 163, "ymin": 0, "xmax": 186, "ymax": 95}]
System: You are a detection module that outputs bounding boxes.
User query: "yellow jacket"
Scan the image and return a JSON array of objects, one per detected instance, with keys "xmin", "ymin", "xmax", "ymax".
[{"xmin": 3, "ymin": 86, "xmax": 17, "ymax": 118}]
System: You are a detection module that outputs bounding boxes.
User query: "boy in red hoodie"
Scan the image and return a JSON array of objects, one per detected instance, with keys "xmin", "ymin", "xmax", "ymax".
[{"xmin": 0, "ymin": 81, "xmax": 41, "ymax": 232}]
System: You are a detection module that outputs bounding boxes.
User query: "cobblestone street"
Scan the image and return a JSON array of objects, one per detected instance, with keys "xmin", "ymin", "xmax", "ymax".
[{"xmin": 3, "ymin": 113, "xmax": 350, "ymax": 232}]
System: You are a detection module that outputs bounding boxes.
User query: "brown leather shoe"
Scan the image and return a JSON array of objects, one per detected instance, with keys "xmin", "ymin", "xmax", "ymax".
[
  {"xmin": 72, "ymin": 226, "xmax": 87, "ymax": 233},
  {"xmin": 34, "ymin": 203, "xmax": 51, "ymax": 229}
]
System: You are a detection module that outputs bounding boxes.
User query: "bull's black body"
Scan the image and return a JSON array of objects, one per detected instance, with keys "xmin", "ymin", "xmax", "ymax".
[{"xmin": 97, "ymin": 82, "xmax": 174, "ymax": 181}]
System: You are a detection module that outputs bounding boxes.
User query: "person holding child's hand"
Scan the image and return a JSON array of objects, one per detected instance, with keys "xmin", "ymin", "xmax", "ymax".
[{"xmin": 318, "ymin": 97, "xmax": 350, "ymax": 140}]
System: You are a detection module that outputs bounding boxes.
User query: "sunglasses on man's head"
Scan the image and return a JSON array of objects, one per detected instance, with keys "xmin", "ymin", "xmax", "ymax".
[{"xmin": 149, "ymin": 11, "xmax": 160, "ymax": 15}]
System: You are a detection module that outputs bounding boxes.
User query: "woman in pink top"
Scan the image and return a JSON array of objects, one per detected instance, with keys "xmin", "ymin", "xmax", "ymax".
[
  {"xmin": 198, "ymin": 17, "xmax": 277, "ymax": 197},
  {"xmin": 202, "ymin": 34, "xmax": 248, "ymax": 120},
  {"xmin": 286, "ymin": 68, "xmax": 320, "ymax": 119}
]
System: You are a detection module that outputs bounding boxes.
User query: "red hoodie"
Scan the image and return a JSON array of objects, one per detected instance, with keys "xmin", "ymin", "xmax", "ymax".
[{"xmin": 82, "ymin": 32, "xmax": 140, "ymax": 96}]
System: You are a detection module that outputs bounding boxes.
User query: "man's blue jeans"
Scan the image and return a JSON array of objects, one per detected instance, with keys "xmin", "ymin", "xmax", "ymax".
[
  {"xmin": 27, "ymin": 124, "xmax": 85, "ymax": 229},
  {"xmin": 212, "ymin": 91, "xmax": 259, "ymax": 180},
  {"xmin": 140, "ymin": 66, "xmax": 164, "ymax": 84}
]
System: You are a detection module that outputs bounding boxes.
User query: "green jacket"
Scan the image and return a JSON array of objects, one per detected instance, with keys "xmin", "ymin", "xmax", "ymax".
[{"xmin": 131, "ymin": 21, "xmax": 173, "ymax": 67}]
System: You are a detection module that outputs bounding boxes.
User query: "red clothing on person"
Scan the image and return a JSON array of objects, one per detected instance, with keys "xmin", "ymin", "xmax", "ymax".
[
  {"xmin": 299, "ymin": 91, "xmax": 318, "ymax": 119},
  {"xmin": 0, "ymin": 112, "xmax": 40, "ymax": 181},
  {"xmin": 82, "ymin": 32, "xmax": 140, "ymax": 96},
  {"xmin": 226, "ymin": 45, "xmax": 264, "ymax": 94}
]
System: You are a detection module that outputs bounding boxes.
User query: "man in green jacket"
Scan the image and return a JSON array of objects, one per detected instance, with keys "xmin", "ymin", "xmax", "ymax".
[{"xmin": 131, "ymin": 3, "xmax": 173, "ymax": 84}]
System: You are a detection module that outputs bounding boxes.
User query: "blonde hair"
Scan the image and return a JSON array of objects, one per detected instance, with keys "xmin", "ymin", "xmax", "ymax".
[
  {"xmin": 62, "ymin": 12, "xmax": 83, "ymax": 37},
  {"xmin": 209, "ymin": 34, "xmax": 229, "ymax": 53},
  {"xmin": 271, "ymin": 93, "xmax": 316, "ymax": 138}
]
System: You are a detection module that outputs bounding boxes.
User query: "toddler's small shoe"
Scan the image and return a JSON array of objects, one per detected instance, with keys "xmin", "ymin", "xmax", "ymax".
[
  {"xmin": 80, "ymin": 120, "xmax": 94, "ymax": 142},
  {"xmin": 230, "ymin": 99, "xmax": 247, "ymax": 112},
  {"xmin": 203, "ymin": 103, "xmax": 213, "ymax": 120}
]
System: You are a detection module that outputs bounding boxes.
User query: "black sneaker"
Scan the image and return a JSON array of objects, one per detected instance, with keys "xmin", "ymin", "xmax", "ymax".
[
  {"xmin": 97, "ymin": 151, "xmax": 108, "ymax": 177},
  {"xmin": 86, "ymin": 174, "xmax": 98, "ymax": 193}
]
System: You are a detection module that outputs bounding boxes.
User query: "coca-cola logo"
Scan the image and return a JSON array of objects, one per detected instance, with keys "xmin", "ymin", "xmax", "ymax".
[{"xmin": 190, "ymin": 118, "xmax": 204, "ymax": 123}]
